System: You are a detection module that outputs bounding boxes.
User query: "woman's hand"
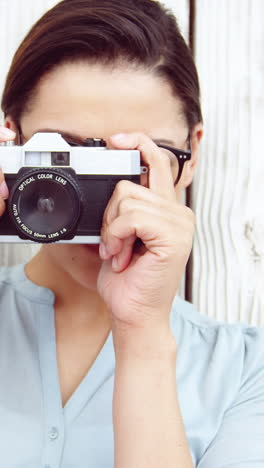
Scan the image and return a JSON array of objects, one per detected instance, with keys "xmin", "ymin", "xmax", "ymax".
[
  {"xmin": 97, "ymin": 132, "xmax": 195, "ymax": 333},
  {"xmin": 0, "ymin": 127, "xmax": 16, "ymax": 214}
]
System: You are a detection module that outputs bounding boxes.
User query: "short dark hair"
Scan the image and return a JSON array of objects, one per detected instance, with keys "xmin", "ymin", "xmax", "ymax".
[{"xmin": 1, "ymin": 0, "xmax": 203, "ymax": 131}]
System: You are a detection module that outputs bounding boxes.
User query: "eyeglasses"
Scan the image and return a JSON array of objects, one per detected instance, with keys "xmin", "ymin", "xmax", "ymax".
[
  {"xmin": 18, "ymin": 129, "xmax": 192, "ymax": 186},
  {"xmin": 156, "ymin": 143, "xmax": 191, "ymax": 185}
]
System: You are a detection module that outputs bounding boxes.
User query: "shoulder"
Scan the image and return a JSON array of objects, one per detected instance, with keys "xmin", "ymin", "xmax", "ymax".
[
  {"xmin": 170, "ymin": 296, "xmax": 264, "ymax": 465},
  {"xmin": 170, "ymin": 293, "xmax": 264, "ymax": 335},
  {"xmin": 170, "ymin": 294, "xmax": 264, "ymax": 363},
  {"xmin": 170, "ymin": 295, "xmax": 264, "ymax": 412}
]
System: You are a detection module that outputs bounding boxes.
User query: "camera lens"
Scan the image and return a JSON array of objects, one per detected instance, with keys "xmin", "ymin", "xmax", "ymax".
[
  {"xmin": 9, "ymin": 168, "xmax": 81, "ymax": 243},
  {"xmin": 37, "ymin": 197, "xmax": 55, "ymax": 214}
]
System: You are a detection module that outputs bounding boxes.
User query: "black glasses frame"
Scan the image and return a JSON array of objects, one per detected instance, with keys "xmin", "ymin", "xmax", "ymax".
[{"xmin": 156, "ymin": 143, "xmax": 192, "ymax": 186}]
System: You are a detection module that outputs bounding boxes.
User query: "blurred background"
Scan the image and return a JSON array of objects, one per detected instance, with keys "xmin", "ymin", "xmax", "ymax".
[{"xmin": 0, "ymin": 0, "xmax": 263, "ymax": 325}]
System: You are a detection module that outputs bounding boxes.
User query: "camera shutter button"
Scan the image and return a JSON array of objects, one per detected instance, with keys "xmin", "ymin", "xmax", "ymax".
[{"xmin": 84, "ymin": 138, "xmax": 106, "ymax": 147}]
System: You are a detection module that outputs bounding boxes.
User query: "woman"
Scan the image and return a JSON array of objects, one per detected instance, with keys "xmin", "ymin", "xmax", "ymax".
[{"xmin": 0, "ymin": 0, "xmax": 263, "ymax": 467}]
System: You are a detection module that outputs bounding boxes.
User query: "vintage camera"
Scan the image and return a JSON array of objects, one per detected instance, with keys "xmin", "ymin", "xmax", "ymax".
[{"xmin": 0, "ymin": 133, "xmax": 145, "ymax": 244}]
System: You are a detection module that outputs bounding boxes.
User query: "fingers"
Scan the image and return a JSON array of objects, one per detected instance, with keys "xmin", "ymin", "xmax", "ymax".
[
  {"xmin": 110, "ymin": 133, "xmax": 176, "ymax": 201},
  {"xmin": 101, "ymin": 179, "xmax": 181, "ymax": 269},
  {"xmin": 0, "ymin": 126, "xmax": 16, "ymax": 142},
  {"xmin": 101, "ymin": 207, "xmax": 195, "ymax": 273},
  {"xmin": 103, "ymin": 131, "xmax": 182, "ymax": 239},
  {"xmin": 100, "ymin": 197, "xmax": 195, "ymax": 272},
  {"xmin": 101, "ymin": 196, "xmax": 173, "ymax": 266},
  {"xmin": 102, "ymin": 179, "xmax": 174, "ymax": 232},
  {"xmin": 100, "ymin": 132, "xmax": 185, "ymax": 271}
]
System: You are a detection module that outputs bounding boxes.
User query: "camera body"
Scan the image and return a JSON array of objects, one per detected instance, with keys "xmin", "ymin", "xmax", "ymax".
[{"xmin": 0, "ymin": 133, "xmax": 143, "ymax": 244}]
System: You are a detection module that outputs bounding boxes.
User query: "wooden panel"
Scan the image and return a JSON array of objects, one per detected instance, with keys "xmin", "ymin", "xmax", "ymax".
[{"xmin": 192, "ymin": 0, "xmax": 264, "ymax": 325}]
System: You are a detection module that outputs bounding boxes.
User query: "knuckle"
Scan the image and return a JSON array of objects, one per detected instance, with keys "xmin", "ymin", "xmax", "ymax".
[
  {"xmin": 118, "ymin": 197, "xmax": 133, "ymax": 215},
  {"xmin": 129, "ymin": 211, "xmax": 140, "ymax": 229},
  {"xmin": 115, "ymin": 179, "xmax": 131, "ymax": 195}
]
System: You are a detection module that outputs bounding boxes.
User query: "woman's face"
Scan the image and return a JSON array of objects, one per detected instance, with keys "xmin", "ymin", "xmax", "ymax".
[{"xmin": 6, "ymin": 62, "xmax": 202, "ymax": 290}]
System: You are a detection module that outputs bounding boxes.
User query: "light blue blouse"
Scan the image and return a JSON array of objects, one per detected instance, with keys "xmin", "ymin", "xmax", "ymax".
[{"xmin": 0, "ymin": 263, "xmax": 263, "ymax": 468}]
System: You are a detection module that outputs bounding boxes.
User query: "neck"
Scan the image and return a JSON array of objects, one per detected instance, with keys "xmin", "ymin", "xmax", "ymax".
[{"xmin": 25, "ymin": 246, "xmax": 111, "ymax": 330}]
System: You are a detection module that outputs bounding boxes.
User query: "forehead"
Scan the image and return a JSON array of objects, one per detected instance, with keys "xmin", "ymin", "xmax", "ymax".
[{"xmin": 21, "ymin": 62, "xmax": 187, "ymax": 142}]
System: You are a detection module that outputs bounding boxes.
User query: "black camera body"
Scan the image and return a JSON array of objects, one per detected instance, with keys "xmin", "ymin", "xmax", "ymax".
[{"xmin": 0, "ymin": 133, "xmax": 144, "ymax": 244}]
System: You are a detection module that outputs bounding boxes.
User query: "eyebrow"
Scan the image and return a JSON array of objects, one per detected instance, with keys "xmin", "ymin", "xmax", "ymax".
[{"xmin": 32, "ymin": 128, "xmax": 176, "ymax": 147}]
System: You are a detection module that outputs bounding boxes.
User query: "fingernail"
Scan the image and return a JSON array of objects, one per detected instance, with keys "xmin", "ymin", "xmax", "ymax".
[
  {"xmin": 0, "ymin": 180, "xmax": 9, "ymax": 200},
  {"xmin": 0, "ymin": 127, "xmax": 16, "ymax": 138}
]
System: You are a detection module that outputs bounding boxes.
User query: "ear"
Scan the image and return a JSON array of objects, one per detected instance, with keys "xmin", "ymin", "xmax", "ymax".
[
  {"xmin": 5, "ymin": 116, "xmax": 20, "ymax": 144},
  {"xmin": 181, "ymin": 122, "xmax": 203, "ymax": 188}
]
